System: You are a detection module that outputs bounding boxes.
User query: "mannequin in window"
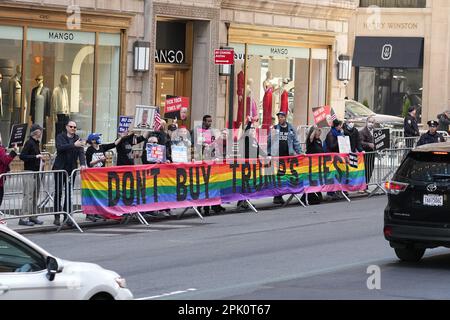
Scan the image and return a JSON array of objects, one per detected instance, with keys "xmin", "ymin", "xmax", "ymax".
[
  {"xmin": 51, "ymin": 74, "xmax": 70, "ymax": 140},
  {"xmin": 246, "ymin": 78, "xmax": 258, "ymax": 123},
  {"xmin": 280, "ymin": 78, "xmax": 289, "ymax": 116},
  {"xmin": 262, "ymin": 71, "xmax": 276, "ymax": 131},
  {"xmin": 8, "ymin": 65, "xmax": 23, "ymax": 126},
  {"xmin": 235, "ymin": 65, "xmax": 245, "ymax": 128},
  {"xmin": 30, "ymin": 75, "xmax": 51, "ymax": 127}
]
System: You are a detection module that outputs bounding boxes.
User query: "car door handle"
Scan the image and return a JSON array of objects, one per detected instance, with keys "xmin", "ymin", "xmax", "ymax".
[{"xmin": 0, "ymin": 285, "xmax": 9, "ymax": 294}]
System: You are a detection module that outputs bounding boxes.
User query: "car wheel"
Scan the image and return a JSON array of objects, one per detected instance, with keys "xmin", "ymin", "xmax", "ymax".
[
  {"xmin": 90, "ymin": 292, "xmax": 114, "ymax": 300},
  {"xmin": 394, "ymin": 247, "xmax": 425, "ymax": 262}
]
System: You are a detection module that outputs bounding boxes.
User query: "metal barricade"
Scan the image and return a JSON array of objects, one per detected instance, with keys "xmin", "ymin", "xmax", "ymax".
[
  {"xmin": 392, "ymin": 137, "xmax": 420, "ymax": 149},
  {"xmin": 0, "ymin": 170, "xmax": 82, "ymax": 232},
  {"xmin": 368, "ymin": 148, "xmax": 412, "ymax": 195}
]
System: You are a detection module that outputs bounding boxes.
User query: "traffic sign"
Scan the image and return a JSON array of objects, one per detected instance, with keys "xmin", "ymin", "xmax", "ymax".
[{"xmin": 214, "ymin": 49, "xmax": 234, "ymax": 65}]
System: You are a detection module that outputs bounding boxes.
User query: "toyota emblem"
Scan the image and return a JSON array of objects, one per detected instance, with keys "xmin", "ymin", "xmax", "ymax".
[{"xmin": 427, "ymin": 184, "xmax": 438, "ymax": 192}]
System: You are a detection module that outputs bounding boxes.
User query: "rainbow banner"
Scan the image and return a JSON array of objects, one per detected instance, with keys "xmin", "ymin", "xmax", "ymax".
[{"xmin": 81, "ymin": 153, "xmax": 366, "ymax": 217}]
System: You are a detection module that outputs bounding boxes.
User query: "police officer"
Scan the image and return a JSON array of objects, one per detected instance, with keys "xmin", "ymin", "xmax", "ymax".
[
  {"xmin": 404, "ymin": 106, "xmax": 420, "ymax": 148},
  {"xmin": 417, "ymin": 120, "xmax": 445, "ymax": 146}
]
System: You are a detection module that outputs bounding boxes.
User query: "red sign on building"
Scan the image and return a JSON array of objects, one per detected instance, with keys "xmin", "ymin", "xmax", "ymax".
[{"xmin": 214, "ymin": 49, "xmax": 235, "ymax": 65}]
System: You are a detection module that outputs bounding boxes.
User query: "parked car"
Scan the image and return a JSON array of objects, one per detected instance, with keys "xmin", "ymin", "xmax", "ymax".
[
  {"xmin": 345, "ymin": 99, "xmax": 404, "ymax": 129},
  {"xmin": 0, "ymin": 222, "xmax": 133, "ymax": 300},
  {"xmin": 384, "ymin": 142, "xmax": 450, "ymax": 262}
]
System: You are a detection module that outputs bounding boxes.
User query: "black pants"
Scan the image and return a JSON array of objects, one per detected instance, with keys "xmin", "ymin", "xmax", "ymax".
[
  {"xmin": 364, "ymin": 152, "xmax": 376, "ymax": 184},
  {"xmin": 54, "ymin": 172, "xmax": 72, "ymax": 220}
]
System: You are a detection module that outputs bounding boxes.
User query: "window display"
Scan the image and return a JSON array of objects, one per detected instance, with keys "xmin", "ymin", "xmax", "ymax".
[
  {"xmin": 0, "ymin": 26, "xmax": 23, "ymax": 144},
  {"xmin": 231, "ymin": 43, "xmax": 328, "ymax": 129}
]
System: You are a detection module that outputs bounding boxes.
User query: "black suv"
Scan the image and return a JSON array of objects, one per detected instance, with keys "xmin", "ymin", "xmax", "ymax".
[{"xmin": 384, "ymin": 143, "xmax": 450, "ymax": 262}]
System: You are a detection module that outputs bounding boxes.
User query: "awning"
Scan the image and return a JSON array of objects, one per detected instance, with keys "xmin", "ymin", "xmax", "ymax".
[{"xmin": 353, "ymin": 37, "xmax": 424, "ymax": 68}]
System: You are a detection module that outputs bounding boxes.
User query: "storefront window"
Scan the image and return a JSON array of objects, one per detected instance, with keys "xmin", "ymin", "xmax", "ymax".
[
  {"xmin": 0, "ymin": 26, "xmax": 23, "ymax": 144},
  {"xmin": 232, "ymin": 43, "xmax": 328, "ymax": 129},
  {"xmin": 26, "ymin": 28, "xmax": 95, "ymax": 146},
  {"xmin": 357, "ymin": 67, "xmax": 423, "ymax": 120},
  {"xmin": 97, "ymin": 33, "xmax": 120, "ymax": 142}
]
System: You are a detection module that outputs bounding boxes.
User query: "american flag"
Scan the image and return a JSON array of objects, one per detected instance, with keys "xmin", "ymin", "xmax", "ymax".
[
  {"xmin": 331, "ymin": 112, "xmax": 337, "ymax": 121},
  {"xmin": 153, "ymin": 108, "xmax": 162, "ymax": 131}
]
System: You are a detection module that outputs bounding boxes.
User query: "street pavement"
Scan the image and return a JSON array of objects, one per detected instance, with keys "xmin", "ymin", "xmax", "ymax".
[{"xmin": 24, "ymin": 195, "xmax": 450, "ymax": 300}]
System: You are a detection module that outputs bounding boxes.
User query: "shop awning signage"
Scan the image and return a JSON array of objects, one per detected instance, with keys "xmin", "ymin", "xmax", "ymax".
[
  {"xmin": 230, "ymin": 43, "xmax": 310, "ymax": 60},
  {"xmin": 353, "ymin": 37, "xmax": 424, "ymax": 68}
]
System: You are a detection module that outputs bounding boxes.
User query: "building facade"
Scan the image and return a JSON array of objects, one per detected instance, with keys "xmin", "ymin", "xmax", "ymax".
[
  {"xmin": 0, "ymin": 0, "xmax": 145, "ymax": 148},
  {"xmin": 348, "ymin": 0, "xmax": 450, "ymax": 124},
  {"xmin": 0, "ymin": 0, "xmax": 357, "ymax": 153}
]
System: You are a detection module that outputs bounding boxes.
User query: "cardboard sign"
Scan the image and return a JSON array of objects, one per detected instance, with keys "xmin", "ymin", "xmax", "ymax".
[
  {"xmin": 133, "ymin": 106, "xmax": 158, "ymax": 131},
  {"xmin": 146, "ymin": 143, "xmax": 166, "ymax": 163},
  {"xmin": 374, "ymin": 129, "xmax": 390, "ymax": 151},
  {"xmin": 338, "ymin": 136, "xmax": 351, "ymax": 154},
  {"xmin": 171, "ymin": 145, "xmax": 189, "ymax": 163},
  {"xmin": 214, "ymin": 49, "xmax": 234, "ymax": 65},
  {"xmin": 196, "ymin": 128, "xmax": 213, "ymax": 145},
  {"xmin": 8, "ymin": 124, "xmax": 28, "ymax": 148},
  {"xmin": 164, "ymin": 96, "xmax": 189, "ymax": 120},
  {"xmin": 312, "ymin": 106, "xmax": 337, "ymax": 128},
  {"xmin": 118, "ymin": 116, "xmax": 133, "ymax": 134}
]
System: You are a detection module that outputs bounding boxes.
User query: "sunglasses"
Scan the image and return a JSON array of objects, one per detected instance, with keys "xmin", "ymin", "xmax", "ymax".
[{"xmin": 68, "ymin": 125, "xmax": 77, "ymax": 129}]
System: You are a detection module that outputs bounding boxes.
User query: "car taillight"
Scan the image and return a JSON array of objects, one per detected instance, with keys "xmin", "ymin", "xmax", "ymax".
[
  {"xmin": 384, "ymin": 226, "xmax": 393, "ymax": 237},
  {"xmin": 385, "ymin": 181, "xmax": 408, "ymax": 194}
]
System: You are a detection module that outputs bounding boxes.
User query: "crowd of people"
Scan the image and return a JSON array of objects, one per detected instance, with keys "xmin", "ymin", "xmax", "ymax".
[{"xmin": 1, "ymin": 104, "xmax": 450, "ymax": 227}]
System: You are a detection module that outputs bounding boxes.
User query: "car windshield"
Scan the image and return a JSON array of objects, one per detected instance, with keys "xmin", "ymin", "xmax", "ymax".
[
  {"xmin": 345, "ymin": 101, "xmax": 376, "ymax": 117},
  {"xmin": 395, "ymin": 152, "xmax": 450, "ymax": 182}
]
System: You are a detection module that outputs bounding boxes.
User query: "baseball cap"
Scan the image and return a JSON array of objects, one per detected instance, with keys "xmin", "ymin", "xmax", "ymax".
[
  {"xmin": 427, "ymin": 120, "xmax": 438, "ymax": 127},
  {"xmin": 276, "ymin": 111, "xmax": 286, "ymax": 117},
  {"xmin": 30, "ymin": 124, "xmax": 43, "ymax": 133},
  {"xmin": 87, "ymin": 133, "xmax": 102, "ymax": 144}
]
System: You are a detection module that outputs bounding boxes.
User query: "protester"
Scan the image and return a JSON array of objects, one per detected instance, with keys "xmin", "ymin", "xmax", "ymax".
[
  {"xmin": 116, "ymin": 131, "xmax": 150, "ymax": 166},
  {"xmin": 404, "ymin": 106, "xmax": 420, "ymax": 148},
  {"xmin": 141, "ymin": 135, "xmax": 172, "ymax": 164},
  {"xmin": 0, "ymin": 135, "xmax": 18, "ymax": 212},
  {"xmin": 268, "ymin": 111, "xmax": 302, "ymax": 205},
  {"xmin": 85, "ymin": 133, "xmax": 122, "ymax": 168},
  {"xmin": 359, "ymin": 116, "xmax": 376, "ymax": 185},
  {"xmin": 306, "ymin": 126, "xmax": 324, "ymax": 154},
  {"xmin": 19, "ymin": 124, "xmax": 45, "ymax": 226},
  {"xmin": 171, "ymin": 125, "xmax": 192, "ymax": 162},
  {"xmin": 324, "ymin": 119, "xmax": 343, "ymax": 153},
  {"xmin": 438, "ymin": 110, "xmax": 450, "ymax": 133},
  {"xmin": 417, "ymin": 120, "xmax": 445, "ymax": 146},
  {"xmin": 343, "ymin": 120, "xmax": 363, "ymax": 153},
  {"xmin": 52, "ymin": 120, "xmax": 86, "ymax": 227}
]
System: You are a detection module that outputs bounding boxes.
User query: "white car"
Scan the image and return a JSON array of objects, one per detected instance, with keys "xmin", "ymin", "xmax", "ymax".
[{"xmin": 0, "ymin": 222, "xmax": 133, "ymax": 300}]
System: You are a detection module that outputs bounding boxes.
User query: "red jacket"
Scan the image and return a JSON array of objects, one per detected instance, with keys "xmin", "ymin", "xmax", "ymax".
[{"xmin": 0, "ymin": 146, "xmax": 16, "ymax": 187}]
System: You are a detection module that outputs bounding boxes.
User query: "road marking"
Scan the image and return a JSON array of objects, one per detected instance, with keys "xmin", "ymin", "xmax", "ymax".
[{"xmin": 135, "ymin": 288, "xmax": 197, "ymax": 300}]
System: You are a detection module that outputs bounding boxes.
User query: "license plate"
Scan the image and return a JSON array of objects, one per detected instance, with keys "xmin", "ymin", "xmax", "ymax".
[{"xmin": 423, "ymin": 194, "xmax": 444, "ymax": 207}]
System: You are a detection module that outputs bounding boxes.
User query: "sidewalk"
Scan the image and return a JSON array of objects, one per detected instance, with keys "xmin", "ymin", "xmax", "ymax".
[{"xmin": 3, "ymin": 191, "xmax": 382, "ymax": 234}]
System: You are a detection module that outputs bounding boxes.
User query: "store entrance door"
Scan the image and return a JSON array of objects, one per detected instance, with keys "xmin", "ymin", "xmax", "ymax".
[{"xmin": 155, "ymin": 68, "xmax": 191, "ymax": 125}]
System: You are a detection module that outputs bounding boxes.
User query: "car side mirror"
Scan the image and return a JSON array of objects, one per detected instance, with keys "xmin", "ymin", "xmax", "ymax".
[{"xmin": 46, "ymin": 256, "xmax": 59, "ymax": 281}]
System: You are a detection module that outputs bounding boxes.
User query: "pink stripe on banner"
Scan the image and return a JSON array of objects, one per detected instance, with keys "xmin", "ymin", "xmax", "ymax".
[{"xmin": 82, "ymin": 198, "xmax": 221, "ymax": 216}]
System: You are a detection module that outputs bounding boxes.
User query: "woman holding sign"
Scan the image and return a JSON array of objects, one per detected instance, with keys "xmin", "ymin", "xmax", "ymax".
[{"xmin": 0, "ymin": 135, "xmax": 18, "ymax": 209}]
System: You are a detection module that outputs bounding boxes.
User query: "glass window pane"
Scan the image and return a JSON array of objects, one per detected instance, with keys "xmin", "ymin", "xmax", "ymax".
[
  {"xmin": 26, "ymin": 28, "xmax": 95, "ymax": 148},
  {"xmin": 0, "ymin": 26, "xmax": 23, "ymax": 145},
  {"xmin": 96, "ymin": 33, "xmax": 120, "ymax": 143},
  {"xmin": 310, "ymin": 55, "xmax": 328, "ymax": 124}
]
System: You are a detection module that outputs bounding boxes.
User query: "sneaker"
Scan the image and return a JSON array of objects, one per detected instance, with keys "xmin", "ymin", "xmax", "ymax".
[
  {"xmin": 19, "ymin": 219, "xmax": 34, "ymax": 226},
  {"xmin": 29, "ymin": 217, "xmax": 43, "ymax": 225}
]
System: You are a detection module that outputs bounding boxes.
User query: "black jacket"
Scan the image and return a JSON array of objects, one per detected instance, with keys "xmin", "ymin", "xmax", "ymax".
[
  {"xmin": 116, "ymin": 134, "xmax": 146, "ymax": 166},
  {"xmin": 359, "ymin": 127, "xmax": 375, "ymax": 152},
  {"xmin": 306, "ymin": 138, "xmax": 324, "ymax": 154},
  {"xmin": 19, "ymin": 137, "xmax": 41, "ymax": 171},
  {"xmin": 438, "ymin": 113, "xmax": 450, "ymax": 132},
  {"xmin": 417, "ymin": 131, "xmax": 445, "ymax": 147},
  {"xmin": 52, "ymin": 132, "xmax": 86, "ymax": 173},
  {"xmin": 343, "ymin": 125, "xmax": 363, "ymax": 153},
  {"xmin": 404, "ymin": 114, "xmax": 420, "ymax": 137}
]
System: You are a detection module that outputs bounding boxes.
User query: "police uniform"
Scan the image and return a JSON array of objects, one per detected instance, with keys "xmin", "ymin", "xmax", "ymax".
[
  {"xmin": 404, "ymin": 114, "xmax": 420, "ymax": 138},
  {"xmin": 417, "ymin": 120, "xmax": 445, "ymax": 146}
]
